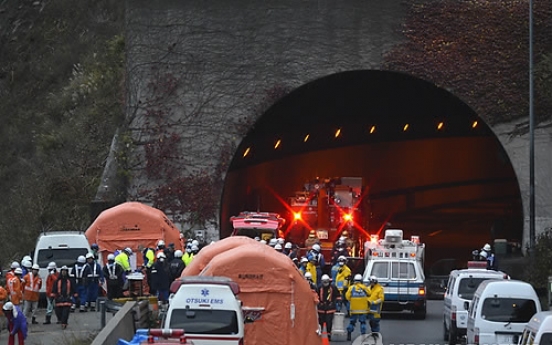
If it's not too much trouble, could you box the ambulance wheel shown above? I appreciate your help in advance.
[443,321,449,341]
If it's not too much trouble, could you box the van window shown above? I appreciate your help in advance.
[391,262,416,280]
[169,309,239,334]
[541,333,552,345]
[447,277,456,295]
[233,228,275,241]
[370,262,389,279]
[37,248,89,268]
[481,298,537,323]
[458,277,489,300]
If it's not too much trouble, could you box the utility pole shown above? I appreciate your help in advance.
[528,0,536,253]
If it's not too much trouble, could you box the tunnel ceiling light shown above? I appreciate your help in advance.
[472,120,478,128]
[304,134,310,142]
[403,124,409,132]
[274,139,281,149]
[243,147,251,157]
[437,122,444,130]
[369,125,376,134]
[335,128,341,138]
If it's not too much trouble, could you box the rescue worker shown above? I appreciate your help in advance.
[20,260,32,278]
[52,266,76,330]
[307,243,325,287]
[7,268,23,306]
[90,243,100,260]
[84,252,104,311]
[283,242,293,256]
[3,302,27,345]
[268,238,278,248]
[317,274,340,340]
[304,272,318,292]
[288,244,299,263]
[298,257,309,275]
[115,247,133,273]
[334,256,352,314]
[481,243,498,270]
[305,230,319,248]
[151,252,171,307]
[71,255,87,312]
[103,254,124,299]
[22,264,41,324]
[5,262,20,286]
[182,244,194,267]
[43,262,59,324]
[341,230,355,252]
[169,250,185,281]
[332,237,349,264]
[165,243,176,262]
[367,275,384,333]
[345,274,370,341]
[156,240,166,257]
[306,257,318,286]
[139,244,156,295]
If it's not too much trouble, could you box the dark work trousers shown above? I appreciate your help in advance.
[55,306,71,325]
[318,311,335,333]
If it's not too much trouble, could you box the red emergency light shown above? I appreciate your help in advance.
[148,329,188,343]
[342,213,353,222]
[293,212,302,220]
[467,261,487,269]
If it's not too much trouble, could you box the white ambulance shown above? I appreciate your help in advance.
[363,229,427,319]
[164,276,245,345]
[519,311,552,345]
[443,261,509,345]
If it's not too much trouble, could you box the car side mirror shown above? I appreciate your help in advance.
[464,301,470,310]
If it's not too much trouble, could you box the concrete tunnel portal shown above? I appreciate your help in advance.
[220,70,523,266]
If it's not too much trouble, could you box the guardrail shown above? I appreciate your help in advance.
[92,299,152,345]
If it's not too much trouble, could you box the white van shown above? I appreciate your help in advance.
[164,276,245,345]
[519,311,552,345]
[33,231,92,295]
[443,262,509,345]
[466,280,541,345]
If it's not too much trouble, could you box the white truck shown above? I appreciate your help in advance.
[363,229,427,319]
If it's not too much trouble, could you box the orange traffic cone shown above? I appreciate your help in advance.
[321,322,330,345]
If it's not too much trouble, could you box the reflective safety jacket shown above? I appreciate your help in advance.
[7,276,23,305]
[367,283,385,318]
[345,282,370,315]
[334,265,352,293]
[182,252,194,266]
[72,263,87,286]
[46,271,59,296]
[22,272,42,302]
[305,262,318,285]
[115,252,131,272]
[143,248,156,268]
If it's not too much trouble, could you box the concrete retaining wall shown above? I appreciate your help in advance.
[91,301,137,345]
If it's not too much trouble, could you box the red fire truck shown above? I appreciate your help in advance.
[285,177,369,265]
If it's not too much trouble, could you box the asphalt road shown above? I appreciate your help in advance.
[0,307,113,345]
[331,300,444,345]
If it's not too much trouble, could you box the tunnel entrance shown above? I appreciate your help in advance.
[221,70,523,265]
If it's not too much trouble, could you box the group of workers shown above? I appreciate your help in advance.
[257,232,384,341]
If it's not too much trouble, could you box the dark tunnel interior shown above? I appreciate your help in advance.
[220,70,523,267]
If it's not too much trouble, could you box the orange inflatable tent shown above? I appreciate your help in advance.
[186,240,320,345]
[85,202,182,266]
[182,236,259,276]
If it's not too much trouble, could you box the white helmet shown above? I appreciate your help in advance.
[354,274,363,282]
[269,238,277,247]
[285,242,293,249]
[191,245,199,251]
[304,272,312,280]
[254,237,260,241]
[369,275,378,283]
[22,255,32,263]
[47,262,57,270]
[10,262,20,269]
[321,274,331,282]
[192,240,200,247]
[32,264,40,270]
[312,244,321,252]
[85,253,94,259]
[157,252,166,259]
[14,268,23,275]
[124,247,133,255]
[77,255,86,264]
[277,238,285,245]
[483,243,491,251]
[274,244,283,250]
[300,257,308,263]
[22,260,32,269]
[107,254,115,261]
[157,240,166,248]
[260,240,267,245]
[338,255,347,262]
[174,250,183,258]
